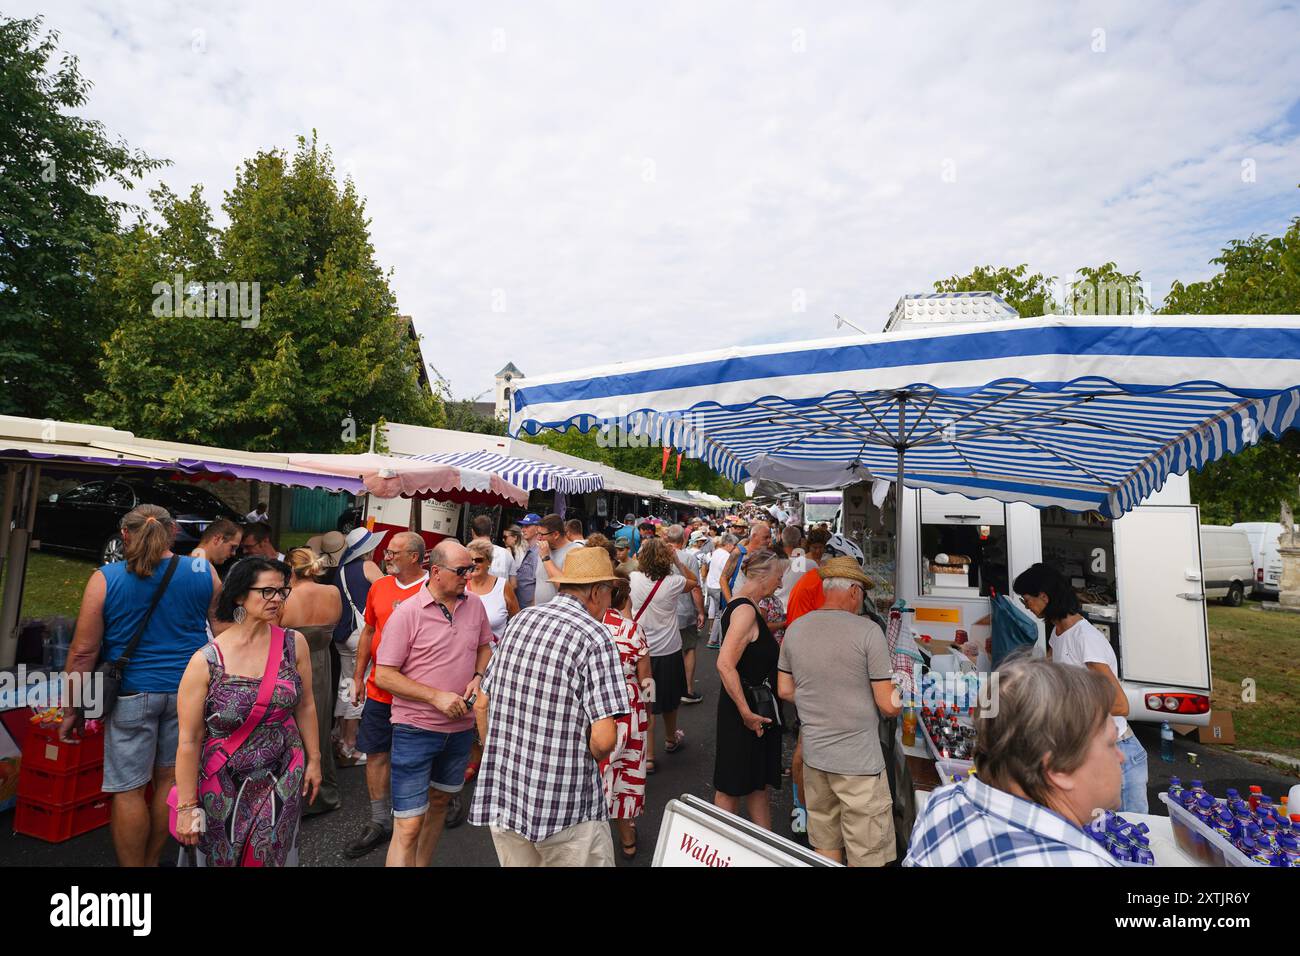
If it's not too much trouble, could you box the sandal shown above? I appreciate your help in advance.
[664,729,686,753]
[621,831,638,860]
[646,758,657,775]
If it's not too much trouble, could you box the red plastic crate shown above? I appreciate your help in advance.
[17,762,105,805]
[21,725,104,774]
[14,793,112,843]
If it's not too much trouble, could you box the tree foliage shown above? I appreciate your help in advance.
[1164,206,1300,524]
[89,134,442,451]
[933,263,1059,317]
[0,15,165,418]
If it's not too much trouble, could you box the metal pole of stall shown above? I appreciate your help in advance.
[0,466,19,595]
[0,464,39,668]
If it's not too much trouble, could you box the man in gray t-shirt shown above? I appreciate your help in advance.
[777,558,901,866]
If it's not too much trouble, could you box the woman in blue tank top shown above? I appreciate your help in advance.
[60,503,221,867]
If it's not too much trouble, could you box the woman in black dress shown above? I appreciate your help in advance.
[714,548,785,829]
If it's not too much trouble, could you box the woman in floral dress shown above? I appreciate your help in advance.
[175,557,321,866]
[599,572,653,860]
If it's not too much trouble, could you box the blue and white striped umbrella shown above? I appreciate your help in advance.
[511,316,1300,518]
[404,450,604,495]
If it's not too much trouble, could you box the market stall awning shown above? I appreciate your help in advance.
[0,418,365,492]
[286,452,529,506]
[511,315,1300,518]
[404,450,603,495]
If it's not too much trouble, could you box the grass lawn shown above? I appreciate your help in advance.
[1207,601,1300,761]
[2,532,320,625]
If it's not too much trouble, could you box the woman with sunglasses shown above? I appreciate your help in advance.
[174,557,322,865]
[466,538,521,645]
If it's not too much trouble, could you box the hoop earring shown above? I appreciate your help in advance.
[233,606,247,624]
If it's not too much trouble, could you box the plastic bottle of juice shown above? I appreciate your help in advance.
[1168,776,1184,803]
[1133,834,1155,866]
[901,706,917,747]
[1278,833,1300,865]
[1195,794,1217,828]
[1248,785,1262,812]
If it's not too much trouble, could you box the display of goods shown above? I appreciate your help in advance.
[920,705,977,761]
[1085,811,1156,865]
[1162,778,1299,867]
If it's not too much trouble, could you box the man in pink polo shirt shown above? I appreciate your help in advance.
[375,540,493,867]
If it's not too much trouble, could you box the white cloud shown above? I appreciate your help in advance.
[16,0,1300,400]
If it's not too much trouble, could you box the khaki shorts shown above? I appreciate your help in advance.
[802,766,896,867]
[490,820,616,868]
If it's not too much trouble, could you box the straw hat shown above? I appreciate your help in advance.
[548,546,620,585]
[817,556,875,589]
[306,531,347,568]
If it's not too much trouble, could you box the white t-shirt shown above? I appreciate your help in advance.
[777,553,818,603]
[489,543,514,580]
[1049,618,1128,740]
[629,571,687,656]
[706,548,731,589]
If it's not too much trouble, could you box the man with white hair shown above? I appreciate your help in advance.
[777,557,899,867]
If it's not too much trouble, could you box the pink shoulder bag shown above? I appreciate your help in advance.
[167,626,286,840]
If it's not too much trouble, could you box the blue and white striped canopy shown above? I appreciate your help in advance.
[511,316,1300,517]
[404,450,604,495]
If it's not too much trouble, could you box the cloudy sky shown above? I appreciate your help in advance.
[20,1,1300,398]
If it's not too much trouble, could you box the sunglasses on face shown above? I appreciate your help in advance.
[436,564,474,577]
[250,586,292,601]
[383,549,416,558]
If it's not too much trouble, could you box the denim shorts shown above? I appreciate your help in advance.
[356,698,393,754]
[389,725,475,818]
[102,692,180,793]
[1118,731,1149,814]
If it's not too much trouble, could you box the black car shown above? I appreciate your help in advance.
[35,478,242,565]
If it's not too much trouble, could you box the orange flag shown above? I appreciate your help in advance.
[661,446,671,474]
[676,452,683,478]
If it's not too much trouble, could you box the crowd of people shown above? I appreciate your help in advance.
[54,497,1144,869]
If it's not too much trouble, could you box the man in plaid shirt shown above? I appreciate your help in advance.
[904,655,1122,867]
[470,546,629,866]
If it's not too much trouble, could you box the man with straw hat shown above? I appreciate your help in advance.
[469,546,629,866]
[776,556,900,867]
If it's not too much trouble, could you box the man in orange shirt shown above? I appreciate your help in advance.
[344,531,429,859]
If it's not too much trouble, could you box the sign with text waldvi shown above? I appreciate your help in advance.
[652,795,837,867]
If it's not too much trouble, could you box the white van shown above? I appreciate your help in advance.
[1198,526,1254,606]
[1232,521,1286,598]
[801,491,843,535]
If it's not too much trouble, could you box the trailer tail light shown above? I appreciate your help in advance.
[1145,693,1210,715]
[1258,568,1264,582]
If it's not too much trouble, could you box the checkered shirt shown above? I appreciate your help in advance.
[469,593,629,843]
[903,776,1119,867]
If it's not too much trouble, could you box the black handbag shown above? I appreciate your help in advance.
[743,678,782,728]
[91,555,181,720]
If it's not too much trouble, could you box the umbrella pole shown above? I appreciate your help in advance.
[893,391,907,605]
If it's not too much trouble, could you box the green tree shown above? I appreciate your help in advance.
[1163,205,1300,523]
[0,15,165,418]
[1067,262,1151,314]
[89,134,441,451]
[932,263,1059,317]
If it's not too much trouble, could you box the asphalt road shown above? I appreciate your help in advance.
[1,645,799,867]
[3,650,1296,866]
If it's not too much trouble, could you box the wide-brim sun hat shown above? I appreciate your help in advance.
[548,545,620,585]
[307,531,347,568]
[342,526,380,564]
[817,555,875,590]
